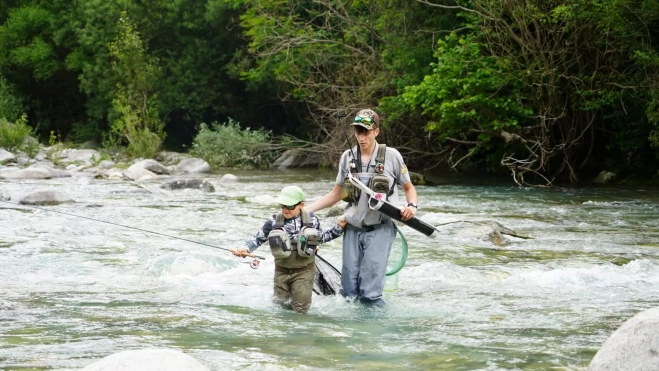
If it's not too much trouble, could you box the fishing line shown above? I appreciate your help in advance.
[0,199,266,260]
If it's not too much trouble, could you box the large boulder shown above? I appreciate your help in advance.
[175,158,211,174]
[272,149,323,169]
[19,190,75,205]
[593,171,616,184]
[588,306,659,371]
[57,149,102,164]
[124,167,158,181]
[82,348,210,371]
[29,163,72,178]
[0,148,16,164]
[0,167,52,180]
[130,159,170,175]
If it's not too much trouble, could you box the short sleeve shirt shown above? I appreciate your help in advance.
[336,142,411,227]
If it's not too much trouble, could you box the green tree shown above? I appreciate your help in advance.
[406,0,659,184]
[107,12,164,159]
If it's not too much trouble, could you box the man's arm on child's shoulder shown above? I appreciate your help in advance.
[312,213,345,243]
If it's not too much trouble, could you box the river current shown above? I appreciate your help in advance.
[1,169,658,370]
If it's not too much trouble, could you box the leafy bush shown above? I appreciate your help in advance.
[0,76,24,122]
[190,120,277,169]
[0,115,35,153]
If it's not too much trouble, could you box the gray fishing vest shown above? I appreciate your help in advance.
[272,208,317,269]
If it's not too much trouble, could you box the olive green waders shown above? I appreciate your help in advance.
[274,262,316,314]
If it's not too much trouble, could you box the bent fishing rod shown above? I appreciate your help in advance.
[0,200,267,260]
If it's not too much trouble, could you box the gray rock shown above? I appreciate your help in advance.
[272,149,323,169]
[19,190,75,205]
[82,348,210,371]
[588,306,659,371]
[78,139,100,149]
[0,148,15,164]
[219,174,238,183]
[155,151,190,166]
[326,203,347,217]
[29,163,71,178]
[409,171,429,185]
[160,179,215,192]
[0,167,51,179]
[125,167,158,181]
[593,171,616,184]
[131,159,170,175]
[175,158,211,174]
[98,160,116,169]
[16,157,29,166]
[58,149,101,164]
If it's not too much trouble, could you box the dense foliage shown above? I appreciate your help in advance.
[0,0,657,184]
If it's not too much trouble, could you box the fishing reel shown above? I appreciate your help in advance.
[241,258,261,269]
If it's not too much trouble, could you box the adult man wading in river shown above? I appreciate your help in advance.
[307,109,418,306]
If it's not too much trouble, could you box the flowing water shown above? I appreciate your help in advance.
[1,169,658,370]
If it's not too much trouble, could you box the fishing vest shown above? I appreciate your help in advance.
[341,144,393,204]
[267,208,319,268]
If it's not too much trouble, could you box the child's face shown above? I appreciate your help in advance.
[280,201,304,218]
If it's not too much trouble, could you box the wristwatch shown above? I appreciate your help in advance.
[407,203,418,209]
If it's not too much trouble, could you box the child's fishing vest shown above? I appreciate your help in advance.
[267,208,320,268]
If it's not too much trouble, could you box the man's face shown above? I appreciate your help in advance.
[354,126,379,149]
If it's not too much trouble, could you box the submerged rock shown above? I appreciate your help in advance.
[82,348,210,371]
[160,179,215,192]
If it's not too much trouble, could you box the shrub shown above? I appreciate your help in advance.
[190,119,278,169]
[0,115,35,153]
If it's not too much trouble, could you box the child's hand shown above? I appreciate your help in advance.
[338,217,347,229]
[230,247,249,257]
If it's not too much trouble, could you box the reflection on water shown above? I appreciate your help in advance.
[1,171,658,370]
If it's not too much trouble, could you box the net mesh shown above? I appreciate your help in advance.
[313,254,341,295]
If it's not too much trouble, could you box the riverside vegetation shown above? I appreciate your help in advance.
[1,1,659,186]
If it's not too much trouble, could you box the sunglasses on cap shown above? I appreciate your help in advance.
[353,116,375,125]
[280,202,301,211]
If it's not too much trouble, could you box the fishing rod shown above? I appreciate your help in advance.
[339,112,361,176]
[0,200,267,261]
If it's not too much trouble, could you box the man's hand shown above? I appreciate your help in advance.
[400,206,417,221]
[338,216,348,229]
[230,247,250,257]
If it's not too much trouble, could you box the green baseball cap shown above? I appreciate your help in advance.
[276,186,305,206]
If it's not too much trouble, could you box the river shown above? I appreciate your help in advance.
[1,169,658,370]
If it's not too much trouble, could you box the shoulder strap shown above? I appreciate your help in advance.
[300,208,313,227]
[375,144,386,174]
[274,212,285,227]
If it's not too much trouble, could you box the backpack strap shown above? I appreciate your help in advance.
[375,144,397,197]
[274,212,285,228]
[300,208,313,227]
[375,144,386,174]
